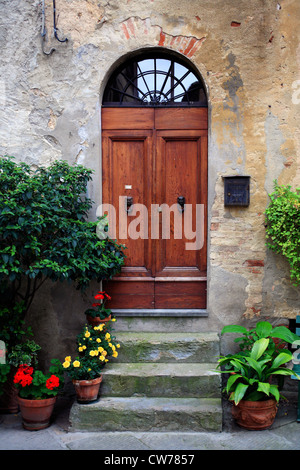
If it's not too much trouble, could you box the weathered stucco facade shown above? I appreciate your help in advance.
[1,0,300,360]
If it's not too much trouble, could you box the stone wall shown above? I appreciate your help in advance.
[1,0,300,359]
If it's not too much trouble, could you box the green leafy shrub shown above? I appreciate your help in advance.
[265,182,300,286]
[0,156,125,318]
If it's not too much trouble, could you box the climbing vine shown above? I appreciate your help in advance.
[265,182,300,286]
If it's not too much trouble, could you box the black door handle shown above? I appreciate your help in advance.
[177,196,185,211]
[126,196,133,212]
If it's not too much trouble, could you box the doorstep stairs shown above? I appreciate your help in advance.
[69,328,222,432]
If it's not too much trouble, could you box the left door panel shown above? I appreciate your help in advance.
[102,127,155,308]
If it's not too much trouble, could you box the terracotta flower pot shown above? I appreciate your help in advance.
[0,366,19,414]
[72,375,102,404]
[86,314,111,328]
[17,396,57,431]
[232,399,278,430]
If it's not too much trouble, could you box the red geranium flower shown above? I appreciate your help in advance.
[97,291,111,300]
[94,294,104,300]
[46,375,60,390]
[19,364,34,375]
[13,365,34,387]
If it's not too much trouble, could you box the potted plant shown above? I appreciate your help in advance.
[84,291,113,327]
[0,301,41,414]
[221,320,300,392]
[62,322,120,403]
[13,359,64,430]
[0,338,42,414]
[217,337,300,430]
[62,354,104,404]
[0,301,34,413]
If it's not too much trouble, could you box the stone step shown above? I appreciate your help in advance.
[112,313,208,333]
[69,396,222,432]
[110,331,220,363]
[101,362,220,398]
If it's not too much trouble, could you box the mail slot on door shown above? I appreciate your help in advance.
[223,176,250,207]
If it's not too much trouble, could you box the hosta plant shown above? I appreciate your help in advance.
[217,337,299,405]
[221,320,300,359]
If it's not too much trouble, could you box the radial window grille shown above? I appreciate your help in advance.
[103,54,207,107]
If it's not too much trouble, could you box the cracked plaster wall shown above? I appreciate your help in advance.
[0,0,300,359]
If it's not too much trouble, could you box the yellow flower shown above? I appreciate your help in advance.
[78,346,83,352]
[98,347,104,352]
[73,360,80,367]
[63,361,70,368]
[112,318,116,322]
[105,333,111,340]
[99,355,105,361]
[96,338,101,343]
[112,351,118,358]
[85,331,91,338]
[105,359,109,362]
[65,356,71,362]
[109,343,112,347]
[89,350,96,356]
[116,344,120,348]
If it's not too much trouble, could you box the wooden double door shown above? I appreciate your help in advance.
[102,107,208,310]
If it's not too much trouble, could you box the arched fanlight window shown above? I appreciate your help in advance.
[103,52,207,107]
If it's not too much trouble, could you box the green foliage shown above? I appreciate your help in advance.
[217,338,298,405]
[221,320,299,358]
[7,339,41,368]
[265,182,300,286]
[0,301,31,346]
[0,364,11,394]
[0,156,125,316]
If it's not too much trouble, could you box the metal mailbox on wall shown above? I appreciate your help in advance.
[223,176,250,207]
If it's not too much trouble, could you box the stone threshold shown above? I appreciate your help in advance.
[112,309,208,317]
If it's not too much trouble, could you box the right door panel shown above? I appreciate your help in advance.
[154,126,207,308]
